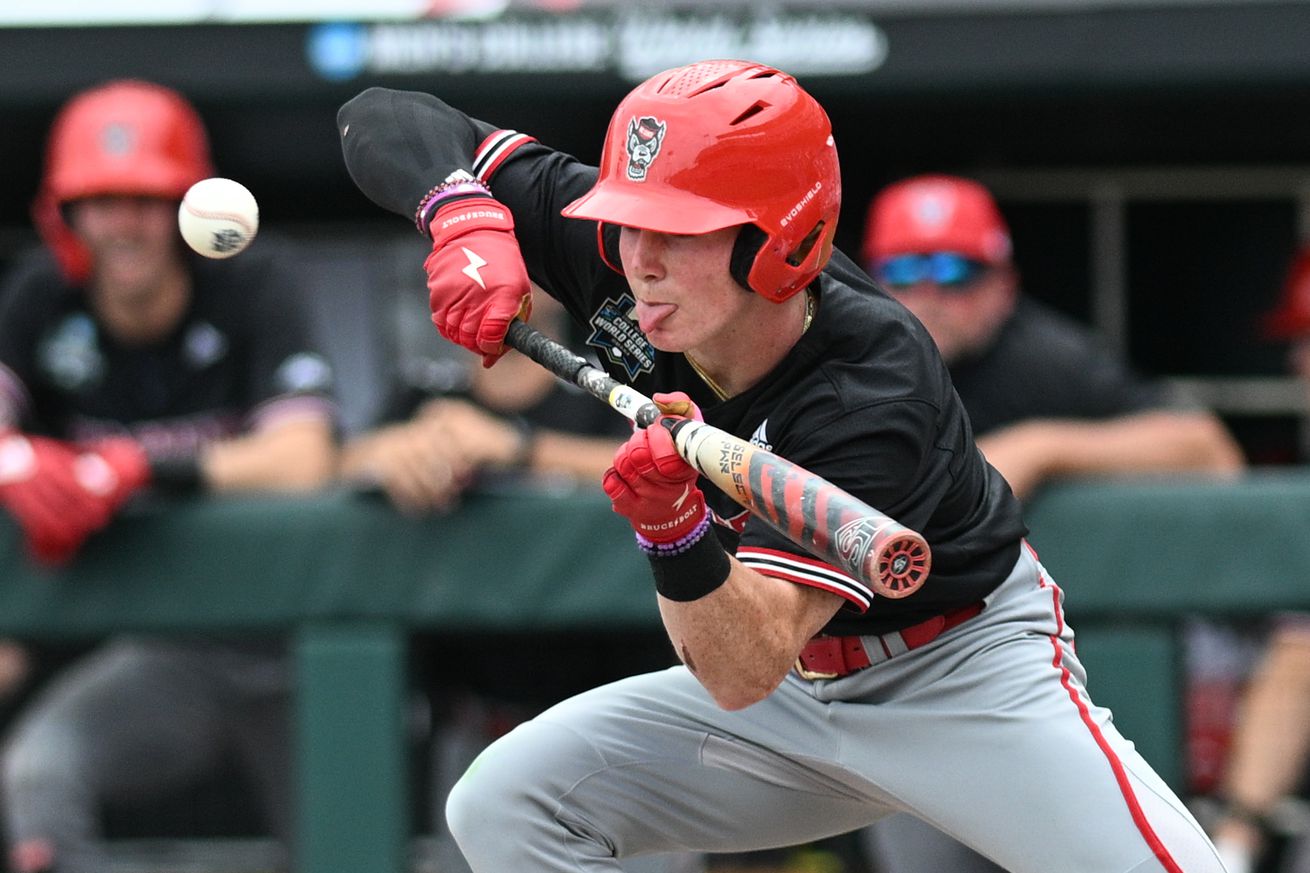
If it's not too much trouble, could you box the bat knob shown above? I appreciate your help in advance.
[869,533,931,600]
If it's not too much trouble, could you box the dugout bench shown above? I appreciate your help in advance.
[1,473,1309,872]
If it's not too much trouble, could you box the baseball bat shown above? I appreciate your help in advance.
[503,320,930,599]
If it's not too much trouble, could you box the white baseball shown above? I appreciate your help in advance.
[178,178,259,259]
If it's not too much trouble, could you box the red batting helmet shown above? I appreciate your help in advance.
[562,59,841,303]
[862,174,1013,267]
[33,80,214,284]
[1264,246,1310,340]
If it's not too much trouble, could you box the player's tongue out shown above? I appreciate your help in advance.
[634,301,677,334]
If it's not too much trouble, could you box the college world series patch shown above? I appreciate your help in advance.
[587,293,655,380]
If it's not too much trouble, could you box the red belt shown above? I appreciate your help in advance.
[794,602,985,680]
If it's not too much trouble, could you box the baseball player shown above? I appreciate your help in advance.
[862,174,1244,502]
[338,59,1228,872]
[859,174,1246,872]
[0,80,335,873]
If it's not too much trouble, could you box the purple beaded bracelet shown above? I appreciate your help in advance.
[414,177,492,237]
[635,515,713,557]
[636,516,731,602]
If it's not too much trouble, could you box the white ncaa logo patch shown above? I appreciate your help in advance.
[911,184,956,229]
[184,322,228,369]
[99,122,136,157]
[39,313,104,391]
[277,353,334,394]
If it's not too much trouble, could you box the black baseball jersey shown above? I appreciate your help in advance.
[950,296,1170,436]
[339,88,1028,635]
[0,248,336,458]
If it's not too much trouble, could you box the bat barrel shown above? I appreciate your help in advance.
[866,531,932,599]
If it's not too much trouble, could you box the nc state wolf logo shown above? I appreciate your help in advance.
[625,116,667,181]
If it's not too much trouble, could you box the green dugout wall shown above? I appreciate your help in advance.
[2,474,1308,871]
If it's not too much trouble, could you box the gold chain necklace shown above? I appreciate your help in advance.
[684,289,815,401]
[684,352,730,401]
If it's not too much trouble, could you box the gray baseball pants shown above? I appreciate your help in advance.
[1,638,291,873]
[446,546,1227,873]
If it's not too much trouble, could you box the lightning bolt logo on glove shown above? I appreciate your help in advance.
[424,196,532,368]
[672,483,692,511]
[460,247,488,289]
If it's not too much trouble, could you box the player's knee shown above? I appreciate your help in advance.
[444,769,486,852]
[444,734,534,847]
[3,721,83,801]
[445,731,518,849]
[446,719,598,849]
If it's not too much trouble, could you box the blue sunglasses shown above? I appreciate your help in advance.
[872,253,989,289]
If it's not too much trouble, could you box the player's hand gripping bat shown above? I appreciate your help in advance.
[503,320,930,599]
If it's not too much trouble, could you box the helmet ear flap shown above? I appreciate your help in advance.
[598,222,624,275]
[32,190,92,285]
[729,224,768,294]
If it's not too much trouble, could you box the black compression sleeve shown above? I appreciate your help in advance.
[337,88,498,223]
[148,454,204,494]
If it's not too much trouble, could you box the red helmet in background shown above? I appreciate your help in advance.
[34,80,214,284]
[1264,246,1310,340]
[862,174,1013,267]
[562,59,841,303]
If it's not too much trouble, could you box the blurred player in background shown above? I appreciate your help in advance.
[340,292,625,512]
[338,59,1229,873]
[0,80,335,873]
[862,173,1244,502]
[858,175,1245,871]
[1207,245,1310,873]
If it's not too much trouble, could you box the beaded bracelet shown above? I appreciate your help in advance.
[414,177,492,237]
[637,516,732,602]
[636,515,713,557]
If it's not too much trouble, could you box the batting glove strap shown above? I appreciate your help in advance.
[427,197,514,244]
[636,514,712,556]
[645,524,731,602]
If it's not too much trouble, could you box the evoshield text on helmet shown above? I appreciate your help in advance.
[562,60,841,303]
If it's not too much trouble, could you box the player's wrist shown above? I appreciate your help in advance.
[415,173,493,237]
[627,484,707,545]
[427,196,514,245]
[637,515,731,601]
[146,453,205,494]
[507,415,536,469]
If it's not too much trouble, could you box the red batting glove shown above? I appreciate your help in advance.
[81,437,152,508]
[603,394,706,545]
[424,197,532,368]
[0,432,112,564]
